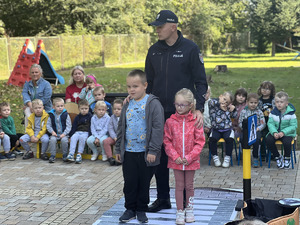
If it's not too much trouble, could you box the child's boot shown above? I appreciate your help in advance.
[108,157,115,166]
[252,157,259,168]
[213,155,221,167]
[284,157,291,169]
[176,209,185,225]
[185,207,195,223]
[222,155,231,168]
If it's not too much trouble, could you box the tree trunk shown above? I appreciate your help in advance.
[271,41,276,57]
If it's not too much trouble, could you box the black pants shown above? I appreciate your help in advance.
[123,151,154,212]
[240,131,262,158]
[266,134,293,158]
[150,111,172,200]
[7,133,23,150]
[209,129,233,156]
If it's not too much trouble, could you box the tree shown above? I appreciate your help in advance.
[249,0,300,55]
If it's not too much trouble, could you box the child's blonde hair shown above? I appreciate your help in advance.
[247,93,259,101]
[52,98,64,106]
[275,91,289,101]
[94,101,107,110]
[93,86,105,95]
[175,88,196,112]
[86,74,97,84]
[222,91,234,103]
[32,99,43,107]
[237,219,267,225]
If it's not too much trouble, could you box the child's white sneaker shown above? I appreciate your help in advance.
[176,209,185,225]
[222,156,231,168]
[213,155,221,167]
[276,155,284,169]
[91,151,98,161]
[102,150,108,161]
[185,207,195,223]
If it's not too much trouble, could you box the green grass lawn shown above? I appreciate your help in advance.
[1,52,300,134]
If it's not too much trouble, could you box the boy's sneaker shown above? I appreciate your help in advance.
[252,158,259,168]
[108,157,116,166]
[222,156,231,168]
[23,151,34,160]
[119,209,136,223]
[91,151,99,161]
[75,154,82,164]
[176,209,185,225]
[12,149,24,156]
[136,211,148,223]
[49,156,55,163]
[213,155,221,167]
[5,153,16,161]
[40,153,49,160]
[185,207,195,223]
[62,154,68,162]
[0,154,8,161]
[284,157,291,169]
[66,153,75,162]
[276,155,284,169]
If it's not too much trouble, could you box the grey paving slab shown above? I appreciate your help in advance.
[0,149,298,224]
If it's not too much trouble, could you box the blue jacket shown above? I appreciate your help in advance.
[47,109,71,135]
[22,77,52,112]
[145,30,207,113]
[69,112,92,137]
[90,101,112,116]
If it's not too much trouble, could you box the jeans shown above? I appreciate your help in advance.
[69,131,88,155]
[0,134,11,152]
[86,135,108,155]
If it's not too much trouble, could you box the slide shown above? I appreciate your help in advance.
[7,39,64,87]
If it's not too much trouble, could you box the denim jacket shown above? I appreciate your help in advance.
[22,77,52,112]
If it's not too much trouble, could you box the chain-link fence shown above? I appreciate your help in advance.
[0,34,150,80]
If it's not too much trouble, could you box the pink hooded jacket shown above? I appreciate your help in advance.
[164,111,205,171]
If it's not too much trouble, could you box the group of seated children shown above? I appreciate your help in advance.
[204,81,297,169]
[0,84,123,165]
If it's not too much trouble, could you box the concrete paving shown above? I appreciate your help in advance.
[0,148,298,224]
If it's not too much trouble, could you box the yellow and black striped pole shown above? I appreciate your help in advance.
[242,119,251,201]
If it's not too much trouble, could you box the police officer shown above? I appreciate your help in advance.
[146,10,207,212]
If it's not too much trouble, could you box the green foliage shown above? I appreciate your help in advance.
[249,0,300,53]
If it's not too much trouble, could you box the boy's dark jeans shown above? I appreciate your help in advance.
[266,134,293,158]
[123,151,155,212]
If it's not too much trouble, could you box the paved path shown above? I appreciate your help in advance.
[0,148,298,224]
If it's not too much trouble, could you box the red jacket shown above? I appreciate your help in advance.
[164,112,205,170]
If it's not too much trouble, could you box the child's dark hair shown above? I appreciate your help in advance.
[78,99,89,108]
[127,69,147,84]
[113,98,123,107]
[247,93,259,101]
[257,81,275,97]
[233,88,247,105]
[0,102,10,111]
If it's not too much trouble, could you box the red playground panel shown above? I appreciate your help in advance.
[7,39,42,87]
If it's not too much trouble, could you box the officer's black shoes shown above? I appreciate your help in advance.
[147,198,171,212]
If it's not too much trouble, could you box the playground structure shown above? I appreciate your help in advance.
[7,39,64,87]
[276,43,300,60]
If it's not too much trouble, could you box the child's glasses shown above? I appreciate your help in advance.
[174,103,191,109]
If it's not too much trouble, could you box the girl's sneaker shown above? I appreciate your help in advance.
[176,209,185,225]
[284,157,291,169]
[75,154,82,164]
[91,151,99,161]
[66,153,74,162]
[213,155,221,167]
[185,207,195,223]
[275,155,284,169]
[222,156,231,168]
[252,158,259,168]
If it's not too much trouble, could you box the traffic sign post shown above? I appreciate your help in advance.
[242,115,257,201]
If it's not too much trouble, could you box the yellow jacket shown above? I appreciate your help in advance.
[26,110,49,139]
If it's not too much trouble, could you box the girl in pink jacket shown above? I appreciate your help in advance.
[164,88,205,225]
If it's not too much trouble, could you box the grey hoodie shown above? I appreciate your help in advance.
[115,94,164,166]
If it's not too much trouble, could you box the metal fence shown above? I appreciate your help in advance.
[0,34,150,79]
